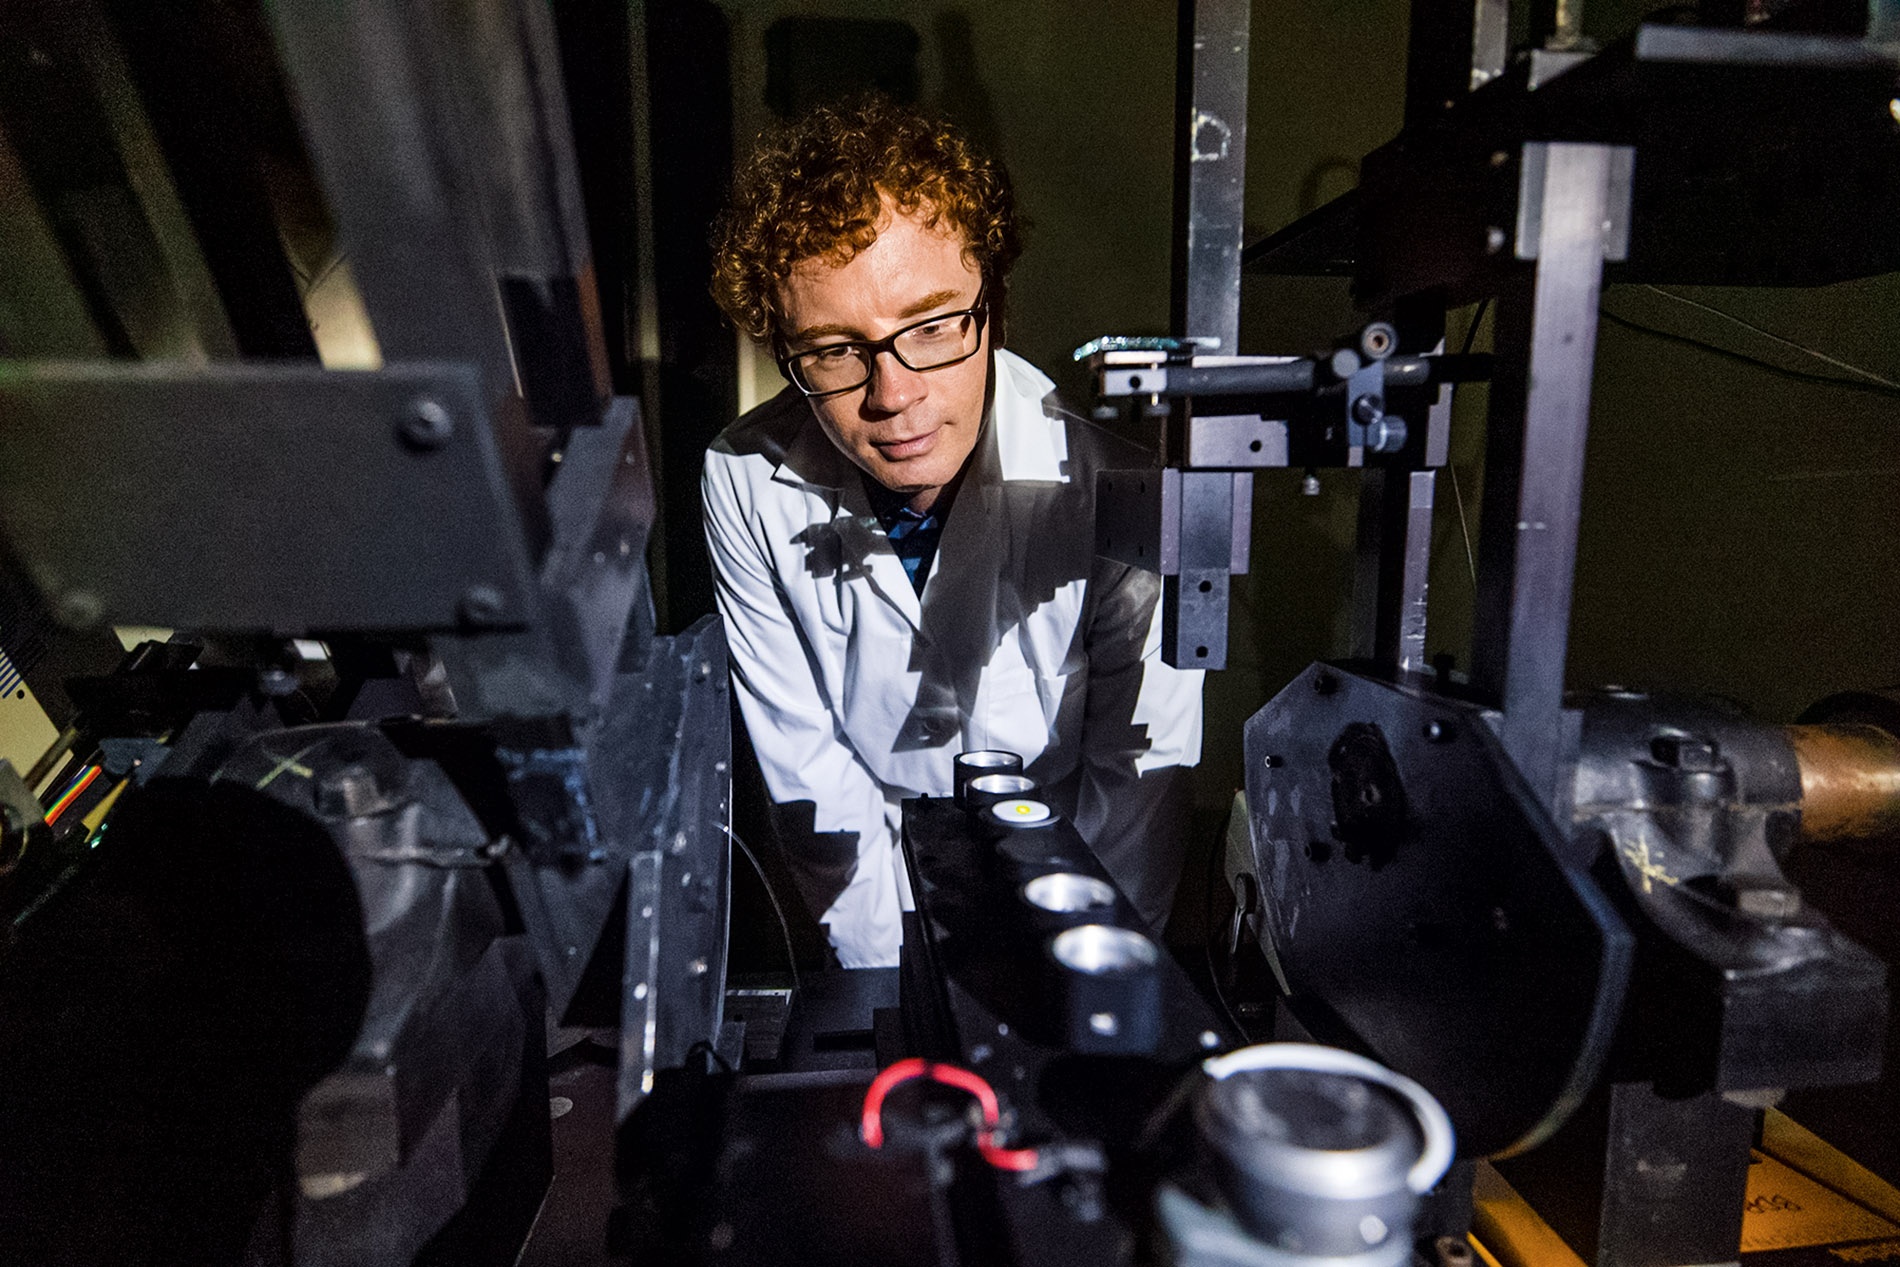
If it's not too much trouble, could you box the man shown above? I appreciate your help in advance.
[703,97,1202,968]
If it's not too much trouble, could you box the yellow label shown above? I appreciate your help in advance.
[1742,1152,1900,1253]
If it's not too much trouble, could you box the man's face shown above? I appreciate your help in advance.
[775,203,990,512]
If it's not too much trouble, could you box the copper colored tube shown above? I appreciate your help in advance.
[1787,723,1900,844]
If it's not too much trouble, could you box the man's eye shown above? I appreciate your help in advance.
[910,321,950,340]
[810,345,858,363]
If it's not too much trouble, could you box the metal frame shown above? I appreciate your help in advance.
[1160,0,1253,670]
[1469,142,1630,807]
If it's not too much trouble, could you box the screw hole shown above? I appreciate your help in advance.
[1249,439,1262,452]
[1196,646,1209,658]
[1198,579,1213,593]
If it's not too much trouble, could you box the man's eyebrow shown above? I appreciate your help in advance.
[896,288,966,319]
[786,289,971,345]
[786,322,860,344]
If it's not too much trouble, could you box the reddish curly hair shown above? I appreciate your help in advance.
[711,96,1022,344]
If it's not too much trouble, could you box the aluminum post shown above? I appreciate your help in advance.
[1165,0,1251,671]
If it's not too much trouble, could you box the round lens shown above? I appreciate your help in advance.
[799,345,868,393]
[896,313,976,368]
[1023,873,1116,914]
[1051,925,1159,975]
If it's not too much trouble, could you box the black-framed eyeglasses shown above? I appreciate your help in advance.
[777,292,989,397]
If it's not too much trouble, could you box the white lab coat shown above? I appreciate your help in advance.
[701,349,1204,967]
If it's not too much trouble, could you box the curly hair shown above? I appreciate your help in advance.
[711,96,1023,344]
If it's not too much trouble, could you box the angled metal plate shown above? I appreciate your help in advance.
[1243,663,1633,1158]
[0,360,536,635]
[616,616,733,1118]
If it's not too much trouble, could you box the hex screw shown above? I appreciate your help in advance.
[400,398,454,451]
[1351,393,1386,427]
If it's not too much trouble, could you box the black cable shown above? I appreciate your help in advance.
[1200,808,1252,1040]
[723,822,801,990]
[1459,298,1490,359]
[1600,309,1900,400]
[1641,284,1900,388]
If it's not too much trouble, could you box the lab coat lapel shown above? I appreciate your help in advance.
[911,418,1004,742]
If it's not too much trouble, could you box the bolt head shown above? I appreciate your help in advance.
[458,583,506,626]
[257,666,300,698]
[399,398,454,450]
[1486,226,1509,254]
[1425,718,1457,743]
[1351,393,1386,426]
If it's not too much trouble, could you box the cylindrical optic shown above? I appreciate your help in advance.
[1186,1044,1453,1266]
[966,772,1037,812]
[1023,872,1116,914]
[1787,723,1900,845]
[988,798,1055,829]
[1052,924,1158,975]
[1196,1067,1420,1262]
[954,750,1022,810]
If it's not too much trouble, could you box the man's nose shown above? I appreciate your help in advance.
[862,348,927,414]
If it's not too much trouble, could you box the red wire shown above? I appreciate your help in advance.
[859,1058,1042,1172]
[861,1058,934,1147]
[926,1063,1002,1126]
[977,1139,1043,1172]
